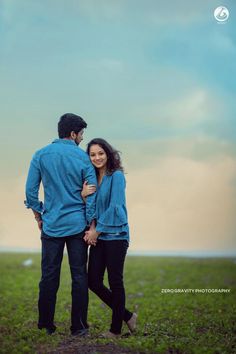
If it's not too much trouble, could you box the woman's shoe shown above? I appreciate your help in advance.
[71,328,89,337]
[100,331,120,339]
[126,313,138,333]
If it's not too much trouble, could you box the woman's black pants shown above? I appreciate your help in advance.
[88,239,133,334]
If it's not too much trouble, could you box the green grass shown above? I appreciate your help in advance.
[0,253,236,353]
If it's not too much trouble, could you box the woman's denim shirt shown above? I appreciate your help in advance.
[96,170,129,241]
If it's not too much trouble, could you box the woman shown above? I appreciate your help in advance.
[82,138,137,338]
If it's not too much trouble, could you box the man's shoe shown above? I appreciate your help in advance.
[38,325,56,335]
[46,327,56,335]
[71,328,89,337]
[126,313,137,333]
[100,331,120,339]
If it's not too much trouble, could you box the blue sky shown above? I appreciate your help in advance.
[0,0,235,252]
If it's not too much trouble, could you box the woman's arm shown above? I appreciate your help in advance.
[109,171,126,206]
[95,171,128,234]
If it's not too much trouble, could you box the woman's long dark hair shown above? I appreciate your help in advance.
[87,138,124,175]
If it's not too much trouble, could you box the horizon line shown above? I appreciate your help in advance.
[0,247,236,258]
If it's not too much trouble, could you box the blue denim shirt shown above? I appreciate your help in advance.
[96,170,129,241]
[25,139,97,237]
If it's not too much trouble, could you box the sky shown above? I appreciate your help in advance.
[0,0,235,254]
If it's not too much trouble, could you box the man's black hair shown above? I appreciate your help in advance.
[58,113,87,138]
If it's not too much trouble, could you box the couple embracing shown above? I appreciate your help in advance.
[25,113,137,338]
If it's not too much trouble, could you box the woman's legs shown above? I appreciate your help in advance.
[88,240,108,300]
[88,240,133,333]
[105,240,129,334]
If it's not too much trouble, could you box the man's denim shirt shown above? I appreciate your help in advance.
[25,139,97,237]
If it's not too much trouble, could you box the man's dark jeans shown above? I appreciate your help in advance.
[38,231,88,332]
[88,239,132,334]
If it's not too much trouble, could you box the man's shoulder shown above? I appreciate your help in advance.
[70,146,91,163]
[33,142,91,164]
[76,146,89,157]
[33,143,52,158]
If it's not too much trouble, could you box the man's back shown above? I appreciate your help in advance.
[25,138,97,236]
[25,113,94,335]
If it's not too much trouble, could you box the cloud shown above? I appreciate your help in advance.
[85,58,124,73]
[74,0,124,21]
[143,88,227,128]
[99,59,124,71]
[147,0,215,25]
[210,31,236,53]
[119,137,236,171]
[0,175,41,249]
[0,0,124,25]
[0,0,219,29]
[114,85,235,141]
[126,154,236,252]
[72,0,219,26]
[1,153,236,254]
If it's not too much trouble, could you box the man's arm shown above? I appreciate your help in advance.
[25,153,43,229]
[32,210,43,230]
[82,161,97,225]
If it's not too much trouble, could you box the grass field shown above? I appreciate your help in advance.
[0,253,235,354]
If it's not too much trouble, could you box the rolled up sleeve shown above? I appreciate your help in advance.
[24,153,44,213]
[83,160,97,224]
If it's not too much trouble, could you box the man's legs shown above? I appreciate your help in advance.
[38,233,65,330]
[66,233,88,334]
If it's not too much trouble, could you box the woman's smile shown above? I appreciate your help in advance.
[89,144,108,170]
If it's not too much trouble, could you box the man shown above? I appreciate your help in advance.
[25,113,97,336]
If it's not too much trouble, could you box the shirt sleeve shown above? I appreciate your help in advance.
[82,160,97,225]
[96,171,128,234]
[24,153,44,213]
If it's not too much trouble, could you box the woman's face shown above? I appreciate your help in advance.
[89,144,108,170]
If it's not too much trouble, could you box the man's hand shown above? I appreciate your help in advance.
[32,210,42,231]
[84,229,99,246]
[36,219,43,231]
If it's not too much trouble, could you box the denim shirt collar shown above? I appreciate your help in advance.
[52,138,77,146]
